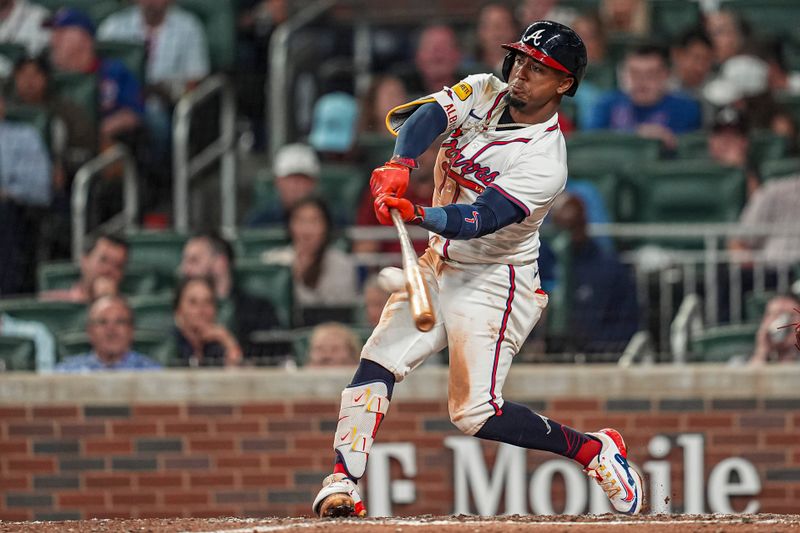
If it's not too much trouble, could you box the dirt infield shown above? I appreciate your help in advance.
[1,514,799,532]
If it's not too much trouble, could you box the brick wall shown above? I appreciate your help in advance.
[1,367,798,520]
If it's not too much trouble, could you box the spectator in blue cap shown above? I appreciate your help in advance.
[48,8,144,149]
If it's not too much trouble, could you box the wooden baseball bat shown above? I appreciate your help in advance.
[390,209,436,332]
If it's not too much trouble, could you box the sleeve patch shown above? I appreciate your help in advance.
[453,82,473,101]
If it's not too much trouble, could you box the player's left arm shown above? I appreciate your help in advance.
[377,188,525,240]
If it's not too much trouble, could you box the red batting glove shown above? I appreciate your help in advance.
[369,157,416,199]
[374,194,424,225]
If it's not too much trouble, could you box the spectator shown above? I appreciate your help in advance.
[0,92,53,295]
[55,295,161,372]
[0,312,56,372]
[465,2,519,76]
[546,193,639,354]
[703,54,798,139]
[586,44,702,150]
[362,275,390,328]
[12,55,97,177]
[170,276,243,367]
[600,0,649,36]
[40,233,128,303]
[179,231,279,353]
[306,322,361,367]
[308,92,359,160]
[358,75,408,137]
[97,0,210,161]
[762,39,800,96]
[246,143,320,226]
[570,12,610,129]
[261,196,358,311]
[399,24,463,98]
[729,171,800,267]
[705,9,749,66]
[0,0,50,77]
[749,294,800,365]
[98,0,209,98]
[517,0,577,27]
[669,28,714,98]
[707,106,760,196]
[49,8,144,149]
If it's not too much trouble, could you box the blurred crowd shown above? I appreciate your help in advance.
[1,0,800,372]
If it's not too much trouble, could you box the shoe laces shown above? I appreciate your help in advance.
[588,463,621,498]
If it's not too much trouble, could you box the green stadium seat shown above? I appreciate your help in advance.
[567,132,662,167]
[35,0,121,24]
[749,130,789,168]
[96,40,146,84]
[721,0,800,38]
[0,43,26,65]
[0,299,86,334]
[0,336,37,371]
[690,323,758,363]
[127,231,188,276]
[234,261,294,328]
[57,328,171,364]
[675,132,708,159]
[760,157,800,182]
[129,294,173,332]
[567,160,636,222]
[581,62,616,91]
[319,163,368,226]
[776,94,800,126]
[37,261,163,296]
[650,0,702,40]
[177,0,235,71]
[52,72,98,126]
[358,134,395,171]
[626,159,746,224]
[235,227,289,259]
[744,292,774,322]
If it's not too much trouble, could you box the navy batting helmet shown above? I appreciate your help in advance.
[501,21,588,97]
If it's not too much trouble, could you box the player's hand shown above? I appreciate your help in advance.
[370,160,412,199]
[374,194,424,225]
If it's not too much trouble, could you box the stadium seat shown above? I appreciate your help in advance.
[776,94,800,127]
[581,62,616,91]
[0,43,26,67]
[721,0,800,38]
[235,227,289,259]
[96,41,146,84]
[37,261,162,296]
[177,0,235,71]
[0,299,86,334]
[318,163,368,226]
[126,231,188,277]
[358,134,395,171]
[650,0,702,40]
[744,291,774,322]
[234,261,294,328]
[0,336,37,371]
[760,157,800,182]
[52,72,98,126]
[626,159,746,224]
[675,132,708,160]
[689,323,758,363]
[57,328,171,364]
[129,294,173,332]
[567,132,662,167]
[543,231,573,339]
[36,0,121,25]
[567,160,636,222]
[749,131,789,168]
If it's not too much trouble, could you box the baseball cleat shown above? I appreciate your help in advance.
[584,428,643,515]
[312,473,366,518]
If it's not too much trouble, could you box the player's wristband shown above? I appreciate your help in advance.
[388,155,418,169]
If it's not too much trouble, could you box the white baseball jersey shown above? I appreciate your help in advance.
[388,73,568,265]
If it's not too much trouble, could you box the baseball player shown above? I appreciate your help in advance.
[313,21,643,517]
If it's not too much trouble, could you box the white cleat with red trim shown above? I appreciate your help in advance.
[584,428,644,515]
[312,473,366,518]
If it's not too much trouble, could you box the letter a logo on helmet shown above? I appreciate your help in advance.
[500,20,588,97]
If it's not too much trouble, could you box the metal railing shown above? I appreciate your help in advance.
[173,74,237,239]
[268,0,335,159]
[71,144,139,261]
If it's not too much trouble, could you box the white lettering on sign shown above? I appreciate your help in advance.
[366,434,762,515]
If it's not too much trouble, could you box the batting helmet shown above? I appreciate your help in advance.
[501,21,588,97]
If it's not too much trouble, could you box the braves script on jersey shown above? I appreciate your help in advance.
[390,73,568,265]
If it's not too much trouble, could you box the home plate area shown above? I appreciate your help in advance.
[2,514,800,532]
